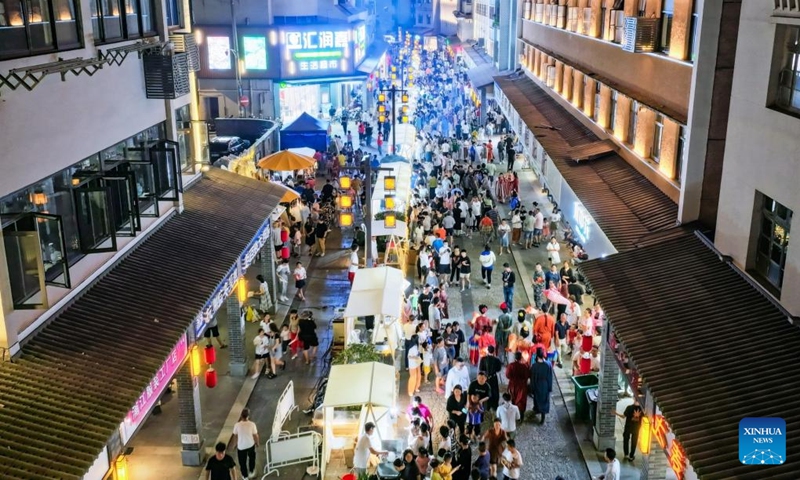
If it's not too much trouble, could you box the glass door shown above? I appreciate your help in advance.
[73,188,117,253]
[33,213,71,288]
[104,174,139,236]
[149,140,182,201]
[129,161,159,217]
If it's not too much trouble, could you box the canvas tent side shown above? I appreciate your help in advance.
[343,266,406,346]
[280,112,329,152]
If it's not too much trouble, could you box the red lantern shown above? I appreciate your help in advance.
[280,229,289,243]
[579,355,591,375]
[581,334,593,352]
[205,368,218,388]
[204,344,216,365]
[281,246,290,259]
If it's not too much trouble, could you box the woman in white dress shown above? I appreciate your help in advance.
[546,237,561,266]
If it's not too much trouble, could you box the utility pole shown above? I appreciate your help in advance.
[230,0,243,117]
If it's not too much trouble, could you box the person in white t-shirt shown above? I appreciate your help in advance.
[232,408,259,479]
[353,422,388,475]
[500,439,523,480]
[276,259,290,302]
[348,244,360,284]
[496,393,521,439]
[252,329,272,380]
[597,448,621,480]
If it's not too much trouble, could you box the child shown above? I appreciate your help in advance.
[436,452,460,480]
[430,459,444,480]
[468,330,482,366]
[542,218,550,240]
[466,394,484,443]
[422,342,433,384]
[426,268,440,288]
[279,324,292,354]
[473,442,490,480]
[416,447,431,475]
[291,222,302,257]
[438,425,452,454]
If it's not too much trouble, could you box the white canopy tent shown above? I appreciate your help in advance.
[392,124,418,159]
[321,362,398,478]
[371,161,412,236]
[344,267,407,346]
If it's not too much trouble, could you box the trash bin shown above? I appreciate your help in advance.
[571,374,599,422]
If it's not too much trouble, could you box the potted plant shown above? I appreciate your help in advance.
[332,343,382,365]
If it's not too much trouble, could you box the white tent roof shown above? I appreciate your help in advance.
[371,220,408,238]
[321,362,396,408]
[371,161,412,237]
[344,266,405,318]
[392,124,417,158]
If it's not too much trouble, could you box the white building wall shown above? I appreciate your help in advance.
[715,1,800,315]
[439,0,459,35]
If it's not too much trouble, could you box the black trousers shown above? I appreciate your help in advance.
[237,446,256,477]
[481,267,493,285]
[623,426,639,457]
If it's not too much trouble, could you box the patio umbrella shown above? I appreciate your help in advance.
[271,182,300,203]
[257,150,316,171]
[288,147,316,158]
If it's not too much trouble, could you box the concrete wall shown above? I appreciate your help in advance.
[715,1,800,315]
[521,20,693,120]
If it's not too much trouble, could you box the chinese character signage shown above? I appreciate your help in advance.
[120,334,188,444]
[280,27,355,78]
[353,23,366,65]
[650,414,696,480]
[243,35,268,70]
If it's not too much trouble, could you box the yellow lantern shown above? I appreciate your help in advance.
[385,195,396,210]
[638,416,653,455]
[392,66,397,72]
[191,345,203,377]
[408,74,414,81]
[402,105,409,113]
[115,456,129,480]
[339,176,352,189]
[30,191,47,206]
[391,73,397,80]
[402,93,409,103]
[378,105,386,113]
[384,213,397,228]
[236,277,248,304]
[408,66,414,73]
[339,212,354,227]
[340,194,353,209]
[379,115,386,123]
[378,93,386,102]
[402,116,409,123]
[384,176,396,191]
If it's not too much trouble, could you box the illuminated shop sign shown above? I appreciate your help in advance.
[208,36,232,70]
[281,27,354,77]
[243,35,268,70]
[120,334,189,444]
[353,24,366,64]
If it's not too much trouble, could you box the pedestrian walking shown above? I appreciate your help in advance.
[205,442,237,480]
[408,335,423,397]
[481,418,507,478]
[499,439,523,480]
[496,393,520,440]
[505,352,529,417]
[298,311,318,364]
[478,244,496,288]
[276,259,290,302]
[446,385,468,437]
[529,349,553,424]
[293,261,307,301]
[613,398,644,461]
[348,244,359,284]
[478,346,502,411]
[232,409,259,479]
[501,263,516,311]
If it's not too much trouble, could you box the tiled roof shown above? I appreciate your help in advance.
[0,169,283,479]
[494,74,677,251]
[579,233,800,480]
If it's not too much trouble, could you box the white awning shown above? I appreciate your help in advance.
[371,161,413,237]
[321,362,396,408]
[344,266,406,318]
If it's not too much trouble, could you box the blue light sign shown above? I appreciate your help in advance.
[281,27,355,78]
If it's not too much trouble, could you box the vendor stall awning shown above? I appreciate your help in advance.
[322,362,396,408]
[466,63,499,89]
[579,232,800,480]
[494,73,677,251]
[344,266,405,318]
[0,169,284,478]
[356,40,389,75]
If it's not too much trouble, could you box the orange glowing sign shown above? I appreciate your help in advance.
[668,438,687,480]
[653,414,670,449]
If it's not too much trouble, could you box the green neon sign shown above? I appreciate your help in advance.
[293,50,344,59]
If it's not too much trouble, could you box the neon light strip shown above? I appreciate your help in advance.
[293,50,343,59]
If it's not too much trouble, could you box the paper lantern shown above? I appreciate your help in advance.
[379,115,386,123]
[378,105,386,113]
[378,93,386,102]
[384,213,397,228]
[581,334,593,352]
[115,456,129,480]
[339,176,352,189]
[384,195,396,210]
[638,416,652,455]
[280,229,289,243]
[340,212,354,227]
[205,368,218,388]
[579,353,591,375]
[383,176,396,191]
[402,93,409,102]
[204,344,216,365]
[236,277,247,303]
[340,194,353,208]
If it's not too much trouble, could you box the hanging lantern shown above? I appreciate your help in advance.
[378,93,386,102]
[384,213,397,229]
[383,176,396,191]
[280,228,289,243]
[579,353,591,375]
[204,344,217,365]
[340,194,354,209]
[340,212,354,227]
[402,116,409,123]
[340,176,352,189]
[402,93,409,103]
[281,246,290,259]
[115,456,129,480]
[191,345,203,376]
[638,416,653,455]
[378,104,386,113]
[581,333,593,352]
[205,368,218,388]
[379,115,386,123]
[236,277,248,303]
[384,195,396,210]
[30,191,47,206]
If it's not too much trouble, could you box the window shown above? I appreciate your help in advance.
[164,0,181,27]
[592,82,601,122]
[773,25,800,116]
[0,0,81,60]
[652,113,664,162]
[675,125,686,183]
[751,193,792,293]
[91,0,156,43]
[609,90,617,132]
[660,0,673,54]
[628,100,638,145]
[688,1,698,62]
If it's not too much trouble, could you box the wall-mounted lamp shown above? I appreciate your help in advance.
[236,277,248,304]
[638,416,652,455]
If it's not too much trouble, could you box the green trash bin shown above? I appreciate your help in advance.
[571,374,599,422]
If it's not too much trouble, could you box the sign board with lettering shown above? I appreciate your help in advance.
[280,26,356,78]
[652,410,699,480]
[119,334,189,444]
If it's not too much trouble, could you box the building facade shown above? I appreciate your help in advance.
[715,1,799,316]
[473,0,517,70]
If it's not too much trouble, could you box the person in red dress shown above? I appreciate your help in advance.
[505,351,530,417]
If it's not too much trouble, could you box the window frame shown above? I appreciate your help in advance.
[609,90,618,133]
[628,100,638,145]
[771,24,800,117]
[675,125,686,183]
[750,192,792,295]
[91,0,157,44]
[0,0,83,60]
[652,113,664,162]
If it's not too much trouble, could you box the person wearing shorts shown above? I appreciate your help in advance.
[293,262,307,301]
[298,313,318,365]
[204,317,227,349]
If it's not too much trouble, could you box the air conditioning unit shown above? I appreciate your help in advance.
[169,32,200,72]
[143,53,191,99]
[622,17,660,52]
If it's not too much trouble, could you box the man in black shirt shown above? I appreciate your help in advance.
[312,219,330,257]
[478,346,502,411]
[501,263,516,311]
[468,371,492,408]
[205,442,237,480]
[614,399,644,461]
[320,179,335,202]
[419,285,433,322]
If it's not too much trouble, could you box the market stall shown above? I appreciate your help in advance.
[391,124,418,159]
[371,161,413,269]
[343,266,407,347]
[320,362,399,479]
